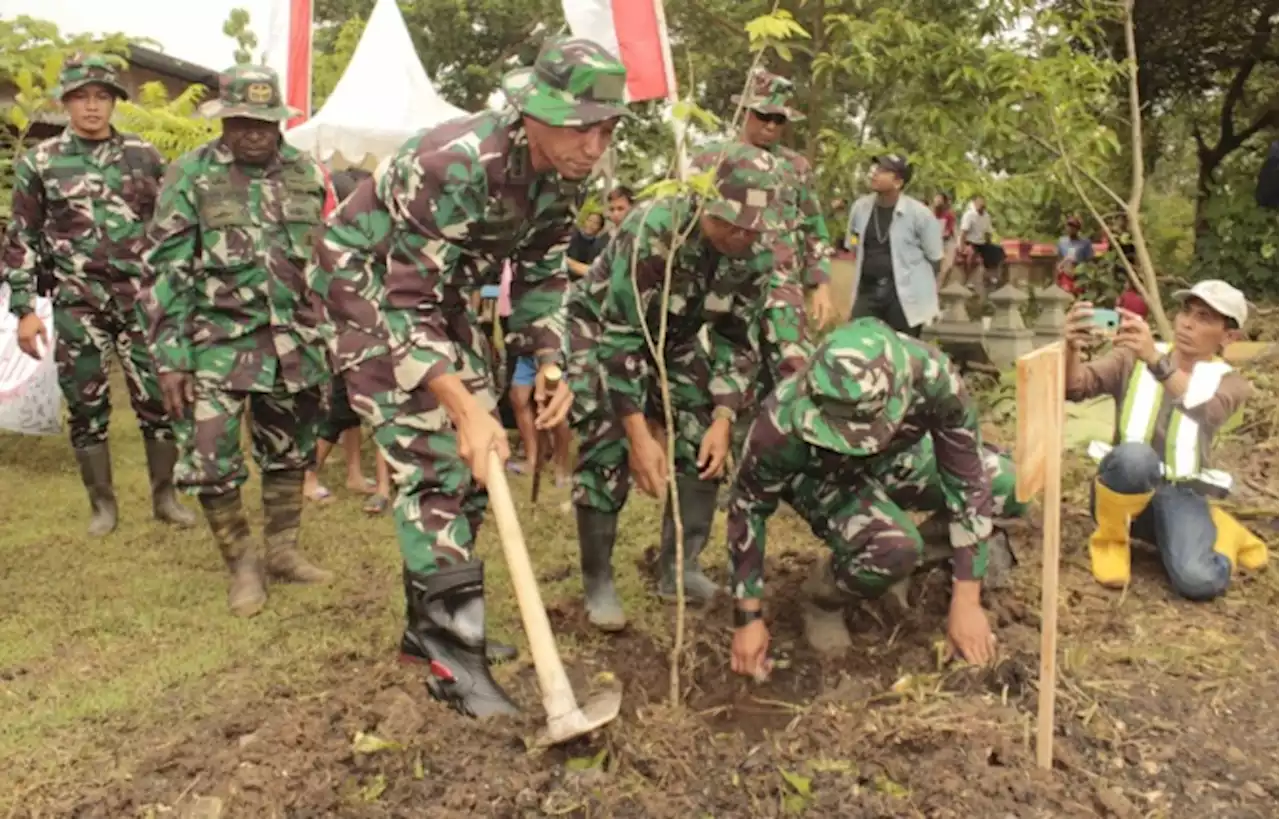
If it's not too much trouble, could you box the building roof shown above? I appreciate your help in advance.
[126,44,219,88]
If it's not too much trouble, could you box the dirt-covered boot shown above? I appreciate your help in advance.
[143,438,197,527]
[262,469,333,584]
[74,442,118,537]
[402,562,521,718]
[801,555,853,656]
[656,477,722,603]
[577,506,626,631]
[200,490,267,617]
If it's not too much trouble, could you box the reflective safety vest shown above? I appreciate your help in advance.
[1117,343,1232,481]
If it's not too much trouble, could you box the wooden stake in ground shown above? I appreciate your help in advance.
[1014,342,1066,770]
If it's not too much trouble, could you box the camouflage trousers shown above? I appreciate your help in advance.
[53,300,169,449]
[572,341,719,513]
[345,317,497,575]
[172,378,323,497]
[794,436,1026,597]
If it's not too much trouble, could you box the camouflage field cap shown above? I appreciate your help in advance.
[55,54,129,101]
[501,36,631,127]
[781,319,913,457]
[693,142,783,233]
[199,64,300,122]
[731,68,804,122]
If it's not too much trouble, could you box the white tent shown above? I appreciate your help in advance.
[285,0,468,168]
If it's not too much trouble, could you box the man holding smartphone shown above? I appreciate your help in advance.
[1062,280,1266,599]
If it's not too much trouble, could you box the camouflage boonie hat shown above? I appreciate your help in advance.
[781,318,913,457]
[55,54,129,101]
[692,142,783,233]
[199,64,299,122]
[502,36,631,127]
[731,68,804,122]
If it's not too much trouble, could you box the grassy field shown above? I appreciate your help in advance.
[1,369,1277,818]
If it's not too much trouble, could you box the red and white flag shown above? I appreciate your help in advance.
[263,0,314,129]
[561,0,675,103]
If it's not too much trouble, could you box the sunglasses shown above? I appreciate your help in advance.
[752,111,788,126]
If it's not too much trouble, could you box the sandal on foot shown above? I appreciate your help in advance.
[363,493,390,516]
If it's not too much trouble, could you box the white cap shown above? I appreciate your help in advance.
[1171,279,1250,328]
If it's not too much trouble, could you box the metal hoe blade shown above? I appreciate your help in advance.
[535,687,623,748]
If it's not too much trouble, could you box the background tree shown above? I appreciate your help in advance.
[222,8,260,66]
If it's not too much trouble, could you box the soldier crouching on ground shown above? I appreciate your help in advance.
[727,319,1027,677]
[566,143,785,632]
[308,38,630,718]
[3,54,195,536]
[141,66,334,618]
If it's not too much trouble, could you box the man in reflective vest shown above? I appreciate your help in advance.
[1062,280,1265,599]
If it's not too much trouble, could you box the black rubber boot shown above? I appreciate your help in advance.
[74,442,118,537]
[577,506,625,631]
[657,476,722,602]
[262,470,333,584]
[400,562,520,718]
[143,438,197,527]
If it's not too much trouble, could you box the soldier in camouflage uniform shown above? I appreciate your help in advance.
[308,38,630,718]
[730,68,835,381]
[566,143,785,633]
[141,66,333,619]
[726,319,1027,677]
[2,55,196,537]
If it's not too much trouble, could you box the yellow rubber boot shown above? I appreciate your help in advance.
[1089,481,1153,589]
[1210,507,1269,572]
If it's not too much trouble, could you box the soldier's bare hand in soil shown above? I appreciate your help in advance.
[17,313,49,360]
[457,412,510,486]
[697,417,732,480]
[731,619,771,679]
[1063,300,1096,350]
[946,580,996,666]
[628,426,668,498]
[158,372,196,419]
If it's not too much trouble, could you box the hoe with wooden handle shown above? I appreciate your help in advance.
[485,448,621,746]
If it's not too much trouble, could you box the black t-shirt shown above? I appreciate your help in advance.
[567,229,606,265]
[859,204,896,287]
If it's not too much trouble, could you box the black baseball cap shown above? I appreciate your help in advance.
[873,153,913,185]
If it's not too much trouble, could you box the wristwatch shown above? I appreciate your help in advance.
[1148,354,1175,382]
[733,606,764,628]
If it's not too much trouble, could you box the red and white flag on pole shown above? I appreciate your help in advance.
[263,0,314,129]
[561,0,677,103]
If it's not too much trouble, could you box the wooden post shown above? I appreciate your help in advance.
[1015,342,1066,770]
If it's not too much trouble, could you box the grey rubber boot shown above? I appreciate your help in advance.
[200,489,267,618]
[143,438,197,527]
[577,506,626,631]
[74,442,118,537]
[656,477,722,603]
[800,555,853,656]
[262,469,333,584]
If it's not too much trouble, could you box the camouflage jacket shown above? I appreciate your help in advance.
[595,197,775,420]
[727,337,995,600]
[308,109,580,386]
[141,139,330,393]
[766,143,831,290]
[2,128,165,317]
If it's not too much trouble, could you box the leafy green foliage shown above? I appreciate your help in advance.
[114,83,218,161]
[222,8,260,65]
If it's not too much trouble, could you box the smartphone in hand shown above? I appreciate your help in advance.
[1090,307,1120,330]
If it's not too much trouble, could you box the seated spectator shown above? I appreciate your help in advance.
[566,212,608,277]
[1062,280,1266,600]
